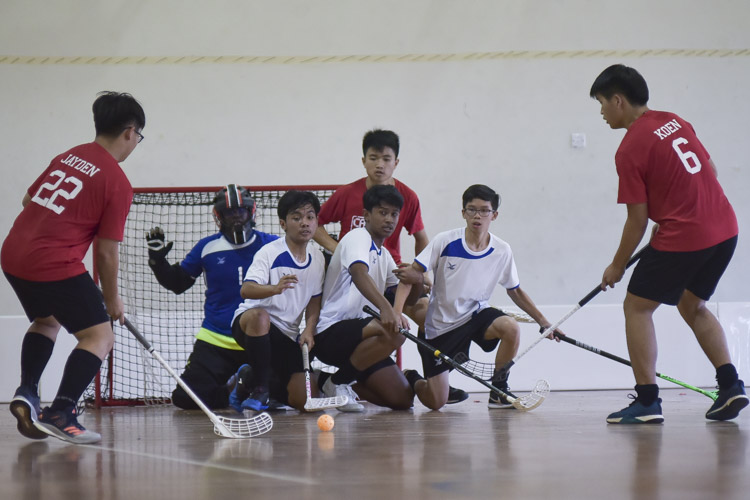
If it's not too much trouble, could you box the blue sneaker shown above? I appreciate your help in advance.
[34,406,101,444]
[607,395,664,424]
[240,387,269,412]
[706,380,749,421]
[228,364,253,413]
[10,386,48,440]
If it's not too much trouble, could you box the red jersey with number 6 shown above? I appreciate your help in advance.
[615,110,737,252]
[1,142,133,281]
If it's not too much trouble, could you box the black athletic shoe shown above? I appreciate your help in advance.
[488,388,517,409]
[446,386,469,404]
[706,380,749,421]
[10,386,48,440]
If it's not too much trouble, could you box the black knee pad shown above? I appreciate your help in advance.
[357,357,396,383]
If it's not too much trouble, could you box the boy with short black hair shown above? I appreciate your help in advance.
[313,185,422,412]
[314,129,466,403]
[314,129,428,264]
[4,91,145,443]
[231,190,326,411]
[590,64,747,424]
[394,184,558,411]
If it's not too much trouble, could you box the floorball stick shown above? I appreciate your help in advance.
[499,245,648,374]
[123,318,273,438]
[301,343,349,411]
[363,306,550,411]
[554,333,719,400]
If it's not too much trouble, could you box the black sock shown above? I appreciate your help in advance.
[331,359,361,385]
[244,334,272,390]
[50,349,102,411]
[492,368,509,389]
[20,332,55,394]
[716,364,739,390]
[635,384,659,406]
[317,371,331,392]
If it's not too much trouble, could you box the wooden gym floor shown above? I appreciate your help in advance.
[1,389,748,500]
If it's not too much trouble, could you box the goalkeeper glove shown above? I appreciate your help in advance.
[146,226,174,264]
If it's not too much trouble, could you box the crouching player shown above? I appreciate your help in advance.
[395,184,559,410]
[230,191,326,411]
[313,185,423,412]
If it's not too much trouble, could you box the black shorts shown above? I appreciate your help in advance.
[420,307,506,378]
[172,339,248,409]
[312,318,370,368]
[628,236,737,305]
[231,316,305,388]
[4,271,110,334]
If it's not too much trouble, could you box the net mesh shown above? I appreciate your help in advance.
[83,185,340,408]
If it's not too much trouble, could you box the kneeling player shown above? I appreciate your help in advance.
[231,191,326,411]
[313,185,423,412]
[395,184,559,410]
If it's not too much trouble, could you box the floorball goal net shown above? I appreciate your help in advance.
[83,185,341,408]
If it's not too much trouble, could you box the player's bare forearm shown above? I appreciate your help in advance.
[603,203,648,288]
[506,287,562,339]
[506,287,549,327]
[95,237,124,322]
[241,275,297,299]
[350,263,399,332]
[22,193,31,208]
[413,230,429,256]
[392,282,412,315]
[302,295,322,346]
[392,262,424,306]
[614,204,648,267]
[313,226,338,254]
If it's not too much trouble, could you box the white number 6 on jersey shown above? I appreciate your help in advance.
[672,137,702,174]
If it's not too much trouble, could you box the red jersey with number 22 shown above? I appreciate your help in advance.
[1,142,133,281]
[615,110,737,252]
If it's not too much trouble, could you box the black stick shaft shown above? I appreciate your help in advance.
[555,333,717,400]
[363,306,509,397]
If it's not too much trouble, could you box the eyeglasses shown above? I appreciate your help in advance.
[135,129,145,143]
[463,207,495,217]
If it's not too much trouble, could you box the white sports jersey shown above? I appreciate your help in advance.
[415,227,520,339]
[317,227,399,333]
[233,238,325,339]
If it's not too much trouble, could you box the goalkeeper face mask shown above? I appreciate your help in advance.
[213,184,256,245]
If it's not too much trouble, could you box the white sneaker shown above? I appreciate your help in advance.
[323,377,364,413]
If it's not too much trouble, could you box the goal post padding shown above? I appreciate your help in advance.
[84,185,341,408]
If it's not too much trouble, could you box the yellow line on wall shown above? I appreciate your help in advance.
[1,49,749,65]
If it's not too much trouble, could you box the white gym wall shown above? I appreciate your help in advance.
[1,1,748,400]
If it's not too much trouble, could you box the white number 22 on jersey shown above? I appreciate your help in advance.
[672,137,702,174]
[31,170,84,214]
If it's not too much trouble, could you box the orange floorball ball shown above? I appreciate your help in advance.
[317,414,335,432]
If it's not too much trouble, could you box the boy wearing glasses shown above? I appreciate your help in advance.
[393,184,558,411]
[3,92,144,443]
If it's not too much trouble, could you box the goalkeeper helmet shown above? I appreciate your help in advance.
[213,184,256,244]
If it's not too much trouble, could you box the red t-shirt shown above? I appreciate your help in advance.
[318,178,424,264]
[615,111,737,252]
[1,142,133,281]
